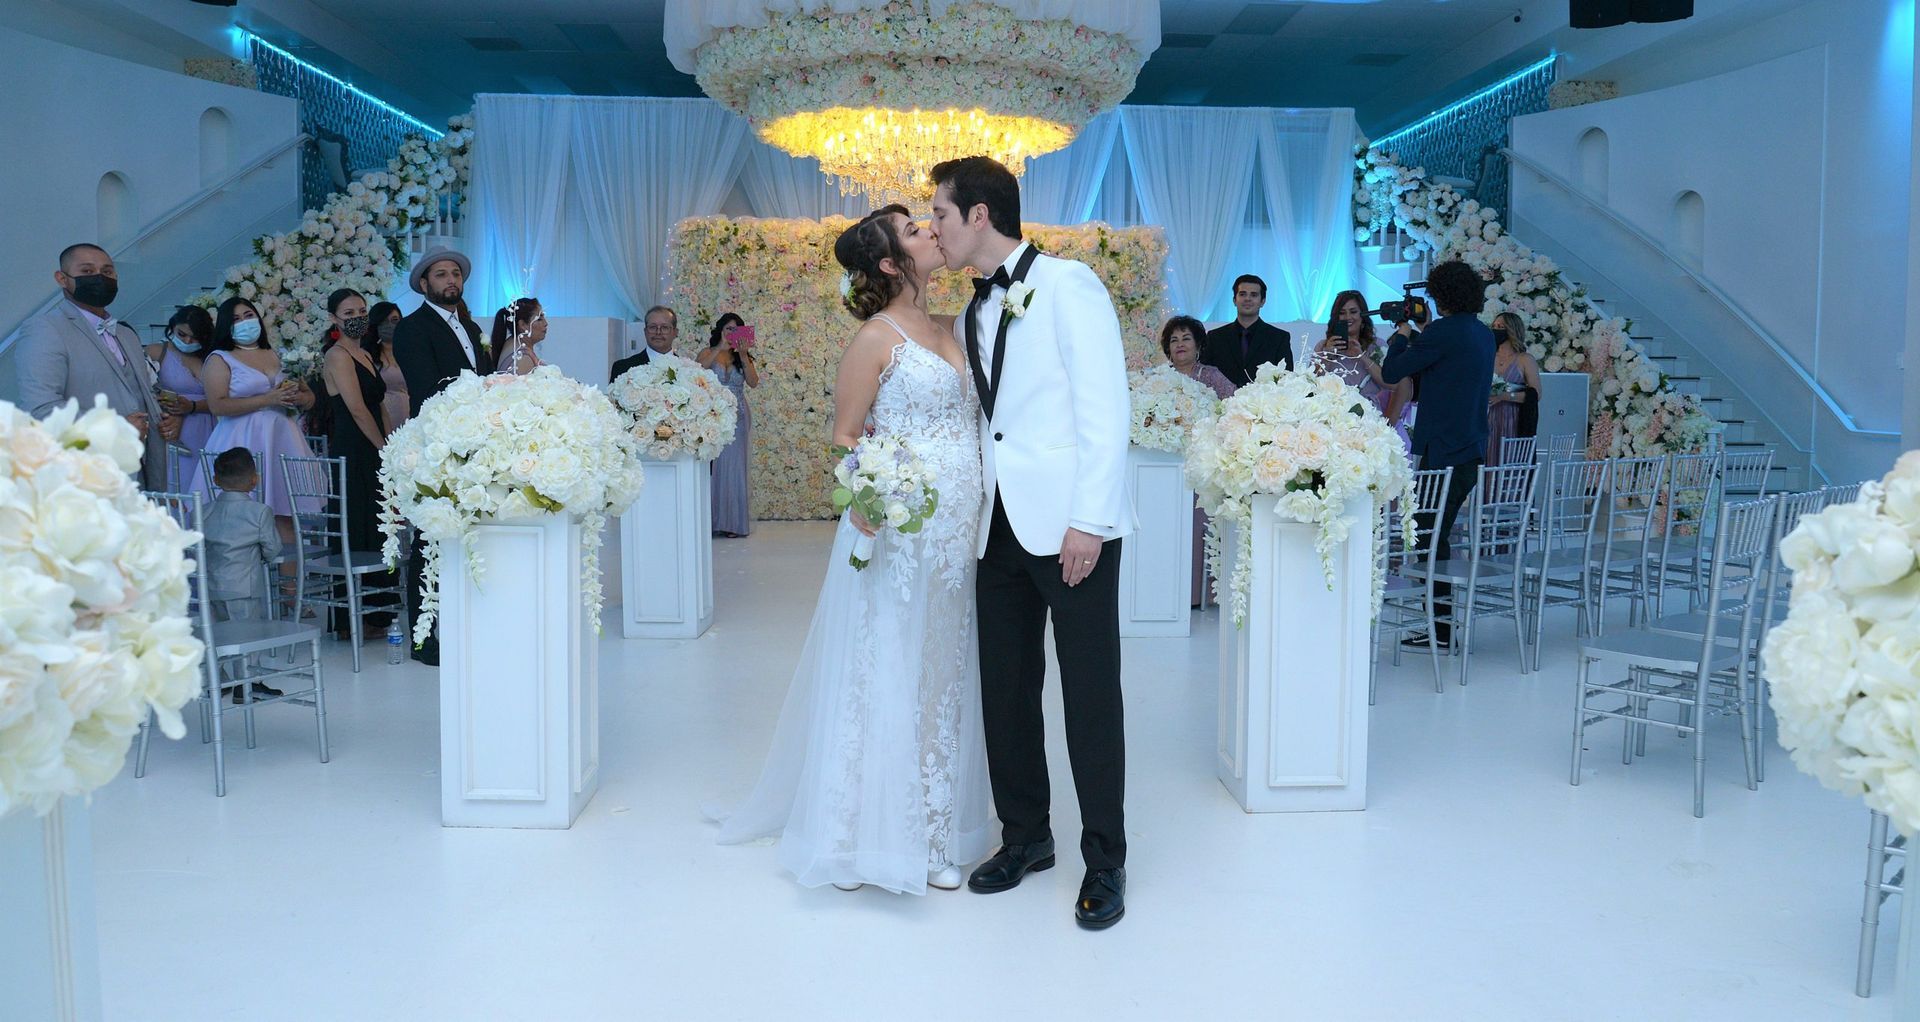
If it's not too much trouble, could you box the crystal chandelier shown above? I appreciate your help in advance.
[669,1,1159,207]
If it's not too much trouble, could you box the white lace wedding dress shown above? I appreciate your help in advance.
[714,315,993,894]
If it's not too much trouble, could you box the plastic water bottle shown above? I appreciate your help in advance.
[386,620,406,665]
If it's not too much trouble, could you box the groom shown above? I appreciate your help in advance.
[929,156,1135,930]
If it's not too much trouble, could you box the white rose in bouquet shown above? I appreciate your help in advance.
[609,354,740,462]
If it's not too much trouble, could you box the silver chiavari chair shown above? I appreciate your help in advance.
[1570,496,1775,817]
[1750,488,1829,781]
[1722,447,1776,498]
[134,491,328,797]
[1590,455,1668,632]
[1499,435,1537,467]
[1823,481,1863,506]
[165,441,196,493]
[1400,463,1537,687]
[1858,810,1906,998]
[282,454,407,673]
[198,446,265,502]
[1544,433,1581,454]
[1374,467,1455,700]
[1522,456,1608,671]
[1649,451,1723,617]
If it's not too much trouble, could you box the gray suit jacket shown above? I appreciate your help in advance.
[202,490,279,605]
[12,301,167,489]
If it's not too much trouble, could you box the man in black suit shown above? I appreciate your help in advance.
[392,248,492,665]
[608,305,680,382]
[1200,274,1292,387]
[1381,259,1495,647]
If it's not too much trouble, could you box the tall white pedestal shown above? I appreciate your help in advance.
[1899,875,1920,1015]
[1118,446,1194,638]
[1217,494,1372,812]
[0,801,103,1022]
[440,514,600,829]
[620,456,714,639]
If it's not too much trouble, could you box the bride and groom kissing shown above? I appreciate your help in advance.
[714,156,1134,930]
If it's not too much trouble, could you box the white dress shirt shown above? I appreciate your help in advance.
[431,302,477,368]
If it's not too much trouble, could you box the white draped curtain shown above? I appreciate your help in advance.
[1121,106,1259,318]
[469,99,573,306]
[1020,111,1119,225]
[1255,108,1360,327]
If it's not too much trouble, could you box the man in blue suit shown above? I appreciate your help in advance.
[1382,259,1495,647]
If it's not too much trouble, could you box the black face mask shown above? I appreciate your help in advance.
[376,322,397,342]
[342,315,370,340]
[66,273,117,308]
[1493,327,1511,345]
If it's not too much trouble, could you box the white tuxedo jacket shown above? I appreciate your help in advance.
[968,243,1135,558]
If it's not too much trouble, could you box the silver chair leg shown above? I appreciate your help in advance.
[1570,657,1590,786]
[134,707,154,778]
[1692,672,1709,818]
[1858,811,1893,998]
[313,638,331,763]
[209,682,227,798]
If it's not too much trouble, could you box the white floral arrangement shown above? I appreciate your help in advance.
[1127,365,1220,454]
[189,113,475,379]
[609,354,740,461]
[1185,366,1416,626]
[0,398,204,818]
[1763,453,1920,831]
[377,367,646,641]
[830,435,941,570]
[692,3,1146,140]
[1352,144,1717,459]
[668,217,1171,519]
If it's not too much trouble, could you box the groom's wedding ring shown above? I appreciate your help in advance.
[1080,558,1092,564]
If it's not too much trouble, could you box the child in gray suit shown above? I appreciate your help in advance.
[202,447,285,702]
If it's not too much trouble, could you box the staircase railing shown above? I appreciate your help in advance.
[1502,146,1898,440]
[0,133,310,352]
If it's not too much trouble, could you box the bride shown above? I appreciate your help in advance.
[713,205,993,894]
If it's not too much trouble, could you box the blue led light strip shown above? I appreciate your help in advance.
[1373,54,1558,149]
[238,28,443,138]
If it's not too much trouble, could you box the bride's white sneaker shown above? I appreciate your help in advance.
[928,864,964,890]
[832,882,863,892]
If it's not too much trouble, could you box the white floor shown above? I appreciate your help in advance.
[94,523,1894,1021]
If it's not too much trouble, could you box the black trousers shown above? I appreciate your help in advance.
[1417,457,1481,643]
[976,497,1126,871]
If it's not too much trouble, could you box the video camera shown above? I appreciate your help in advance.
[1372,281,1431,326]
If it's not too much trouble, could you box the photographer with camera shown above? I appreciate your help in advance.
[1381,260,1495,650]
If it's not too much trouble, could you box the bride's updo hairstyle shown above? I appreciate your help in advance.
[834,204,918,321]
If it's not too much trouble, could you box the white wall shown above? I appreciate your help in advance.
[1510,0,1911,481]
[0,25,298,335]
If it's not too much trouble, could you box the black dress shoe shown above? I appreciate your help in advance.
[966,838,1056,893]
[1075,867,1125,930]
[411,644,440,667]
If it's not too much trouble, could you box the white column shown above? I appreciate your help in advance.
[1217,494,1372,812]
[439,513,601,829]
[1118,446,1194,638]
[620,456,715,640]
[0,801,103,1022]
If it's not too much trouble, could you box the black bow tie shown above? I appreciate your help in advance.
[972,266,1012,300]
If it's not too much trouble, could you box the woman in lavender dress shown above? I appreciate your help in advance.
[1486,311,1542,465]
[1161,316,1235,607]
[146,306,216,486]
[195,297,318,545]
[698,312,759,537]
[367,301,410,434]
[1313,290,1414,460]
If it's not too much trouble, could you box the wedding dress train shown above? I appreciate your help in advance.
[714,316,993,894]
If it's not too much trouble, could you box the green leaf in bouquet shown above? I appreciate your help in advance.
[523,486,564,512]
[831,486,854,509]
[897,518,924,535]
[923,487,940,514]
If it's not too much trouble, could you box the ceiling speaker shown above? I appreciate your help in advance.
[1571,0,1692,28]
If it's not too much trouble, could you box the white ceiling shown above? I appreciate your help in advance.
[45,1,1792,135]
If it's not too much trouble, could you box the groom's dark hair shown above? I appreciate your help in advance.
[929,156,1022,240]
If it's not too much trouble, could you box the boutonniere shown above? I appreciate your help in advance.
[1000,281,1036,326]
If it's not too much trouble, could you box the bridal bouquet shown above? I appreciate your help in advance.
[609,354,740,461]
[0,398,204,818]
[1185,365,1416,625]
[1763,453,1920,831]
[379,367,646,641]
[829,435,940,570]
[1127,365,1220,454]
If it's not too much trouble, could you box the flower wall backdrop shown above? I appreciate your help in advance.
[668,217,1172,519]
[1354,145,1717,459]
[187,114,474,378]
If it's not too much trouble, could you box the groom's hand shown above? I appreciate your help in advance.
[1060,528,1103,587]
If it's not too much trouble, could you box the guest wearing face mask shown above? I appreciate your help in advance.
[366,301,409,432]
[12,243,178,488]
[150,305,217,482]
[196,297,317,546]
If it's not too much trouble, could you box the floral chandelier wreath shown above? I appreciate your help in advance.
[673,1,1157,205]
